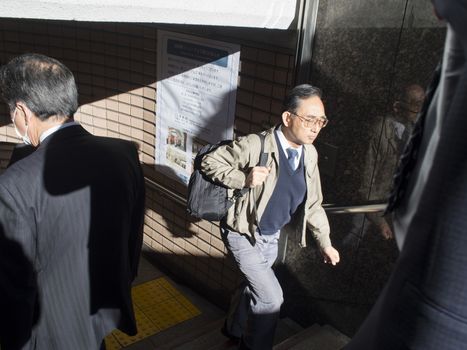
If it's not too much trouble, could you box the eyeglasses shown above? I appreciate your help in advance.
[290,112,328,128]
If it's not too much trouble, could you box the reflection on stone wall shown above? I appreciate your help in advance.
[280,0,446,336]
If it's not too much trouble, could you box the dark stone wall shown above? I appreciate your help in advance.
[280,0,446,336]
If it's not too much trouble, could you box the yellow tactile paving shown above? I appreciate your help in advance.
[143,298,193,330]
[111,306,160,347]
[104,277,201,349]
[104,333,122,350]
[176,294,203,315]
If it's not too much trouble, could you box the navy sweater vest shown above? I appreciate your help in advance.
[259,134,306,235]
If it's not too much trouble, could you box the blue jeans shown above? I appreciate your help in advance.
[222,227,283,350]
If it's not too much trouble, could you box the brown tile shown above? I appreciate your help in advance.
[256,65,275,82]
[240,46,258,61]
[257,49,275,66]
[272,85,286,100]
[254,81,273,96]
[239,61,256,76]
[238,75,255,91]
[252,94,271,112]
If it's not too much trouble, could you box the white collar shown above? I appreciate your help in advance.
[276,125,303,159]
[40,121,80,143]
[391,120,406,139]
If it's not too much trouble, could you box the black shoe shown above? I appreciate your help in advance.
[221,320,240,343]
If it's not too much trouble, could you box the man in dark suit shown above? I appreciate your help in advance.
[0,53,145,350]
[345,0,467,349]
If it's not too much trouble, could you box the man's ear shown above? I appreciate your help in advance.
[15,102,33,125]
[393,101,400,113]
[282,111,292,127]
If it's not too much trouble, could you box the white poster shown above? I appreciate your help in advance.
[156,30,240,184]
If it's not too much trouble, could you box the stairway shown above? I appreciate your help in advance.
[274,324,350,350]
[148,316,349,350]
[133,255,350,350]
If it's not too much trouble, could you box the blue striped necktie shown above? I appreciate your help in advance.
[287,148,298,170]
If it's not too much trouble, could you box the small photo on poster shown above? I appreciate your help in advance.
[165,127,188,170]
[166,147,187,170]
[166,127,187,152]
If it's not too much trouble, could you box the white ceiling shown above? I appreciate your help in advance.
[0,0,297,29]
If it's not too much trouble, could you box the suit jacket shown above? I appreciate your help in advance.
[345,2,467,349]
[0,124,145,350]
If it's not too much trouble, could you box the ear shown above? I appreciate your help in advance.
[393,101,400,113]
[282,111,292,127]
[15,102,34,125]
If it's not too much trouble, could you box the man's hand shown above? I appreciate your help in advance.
[379,221,394,240]
[245,166,270,188]
[322,246,340,266]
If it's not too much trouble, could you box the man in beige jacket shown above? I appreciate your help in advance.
[201,84,340,350]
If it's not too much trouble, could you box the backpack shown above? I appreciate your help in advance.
[187,134,267,221]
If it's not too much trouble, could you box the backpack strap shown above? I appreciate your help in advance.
[229,133,267,234]
[252,133,266,233]
[258,133,268,167]
[234,133,267,198]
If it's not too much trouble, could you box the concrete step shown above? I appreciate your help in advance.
[133,254,346,350]
[154,318,226,350]
[172,319,236,350]
[274,317,304,345]
[171,316,302,350]
[274,324,350,350]
[274,324,322,350]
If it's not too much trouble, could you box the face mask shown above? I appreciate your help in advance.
[12,107,32,145]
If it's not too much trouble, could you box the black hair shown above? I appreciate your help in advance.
[0,53,78,120]
[283,84,322,113]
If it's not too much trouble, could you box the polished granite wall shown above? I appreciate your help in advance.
[279,0,446,335]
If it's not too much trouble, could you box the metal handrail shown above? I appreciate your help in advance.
[145,177,186,206]
[144,177,387,215]
[322,203,386,214]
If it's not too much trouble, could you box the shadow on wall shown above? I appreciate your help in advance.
[144,164,196,238]
[143,175,242,308]
[142,243,239,309]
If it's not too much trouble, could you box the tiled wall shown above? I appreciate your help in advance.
[0,18,295,306]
